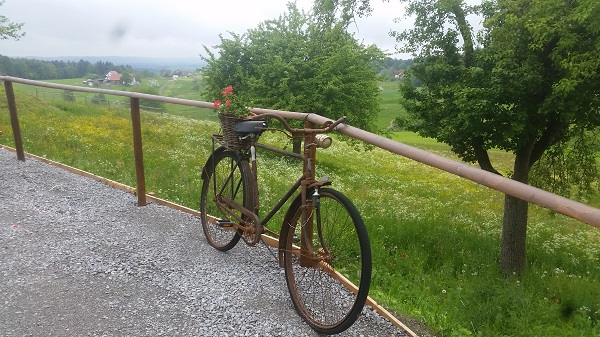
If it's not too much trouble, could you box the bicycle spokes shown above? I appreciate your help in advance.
[201,150,253,251]
[282,188,371,334]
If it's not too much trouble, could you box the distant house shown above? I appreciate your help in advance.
[105,71,122,84]
[394,69,405,79]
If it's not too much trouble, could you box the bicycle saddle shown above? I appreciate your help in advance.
[235,121,267,134]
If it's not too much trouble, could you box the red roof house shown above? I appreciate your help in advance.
[105,71,122,84]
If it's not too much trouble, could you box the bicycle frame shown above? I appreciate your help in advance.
[208,117,335,259]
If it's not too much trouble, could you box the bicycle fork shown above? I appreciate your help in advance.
[299,186,335,268]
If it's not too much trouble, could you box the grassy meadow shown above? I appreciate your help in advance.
[1,80,600,337]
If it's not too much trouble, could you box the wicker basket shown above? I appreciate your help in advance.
[219,113,251,150]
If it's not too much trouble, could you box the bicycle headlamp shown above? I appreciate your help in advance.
[315,134,332,148]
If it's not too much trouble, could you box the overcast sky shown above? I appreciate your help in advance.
[1,0,413,60]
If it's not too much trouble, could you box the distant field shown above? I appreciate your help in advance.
[377,80,405,130]
[158,77,218,121]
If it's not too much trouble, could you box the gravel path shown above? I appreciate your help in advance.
[0,148,406,336]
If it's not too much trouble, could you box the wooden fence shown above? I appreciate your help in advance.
[2,74,600,227]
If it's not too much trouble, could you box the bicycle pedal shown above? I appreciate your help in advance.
[217,220,235,228]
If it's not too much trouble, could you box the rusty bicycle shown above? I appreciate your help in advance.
[200,113,371,334]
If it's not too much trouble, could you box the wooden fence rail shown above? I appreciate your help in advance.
[2,74,600,228]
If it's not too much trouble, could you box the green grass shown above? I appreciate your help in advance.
[2,82,600,337]
[378,80,407,130]
[158,76,219,122]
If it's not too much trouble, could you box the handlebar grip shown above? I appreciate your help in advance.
[323,116,346,132]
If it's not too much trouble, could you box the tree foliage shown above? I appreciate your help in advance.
[394,0,600,275]
[530,128,600,201]
[121,72,133,86]
[0,0,25,41]
[0,55,133,80]
[312,0,374,22]
[201,3,384,133]
[62,90,75,102]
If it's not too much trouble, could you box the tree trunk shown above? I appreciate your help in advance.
[499,151,531,277]
[499,193,529,276]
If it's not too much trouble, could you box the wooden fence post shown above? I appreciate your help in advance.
[130,97,147,206]
[4,81,25,161]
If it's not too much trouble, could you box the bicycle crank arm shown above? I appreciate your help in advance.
[219,196,263,246]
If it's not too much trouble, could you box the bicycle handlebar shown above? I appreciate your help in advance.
[248,113,345,134]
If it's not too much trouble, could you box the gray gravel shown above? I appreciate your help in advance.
[0,148,406,336]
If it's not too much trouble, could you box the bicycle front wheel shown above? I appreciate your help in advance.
[282,188,371,335]
[200,148,253,251]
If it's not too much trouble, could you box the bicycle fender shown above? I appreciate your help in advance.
[307,177,332,190]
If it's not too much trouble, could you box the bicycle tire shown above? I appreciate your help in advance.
[281,188,371,334]
[200,148,253,251]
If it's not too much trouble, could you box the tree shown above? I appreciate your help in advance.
[121,72,133,86]
[91,93,107,105]
[393,0,600,275]
[62,90,75,102]
[0,0,25,40]
[201,3,384,135]
[76,59,90,78]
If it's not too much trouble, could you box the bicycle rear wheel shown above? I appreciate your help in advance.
[200,148,253,251]
[281,188,371,335]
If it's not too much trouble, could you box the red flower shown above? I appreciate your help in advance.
[213,85,250,117]
[221,88,233,97]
